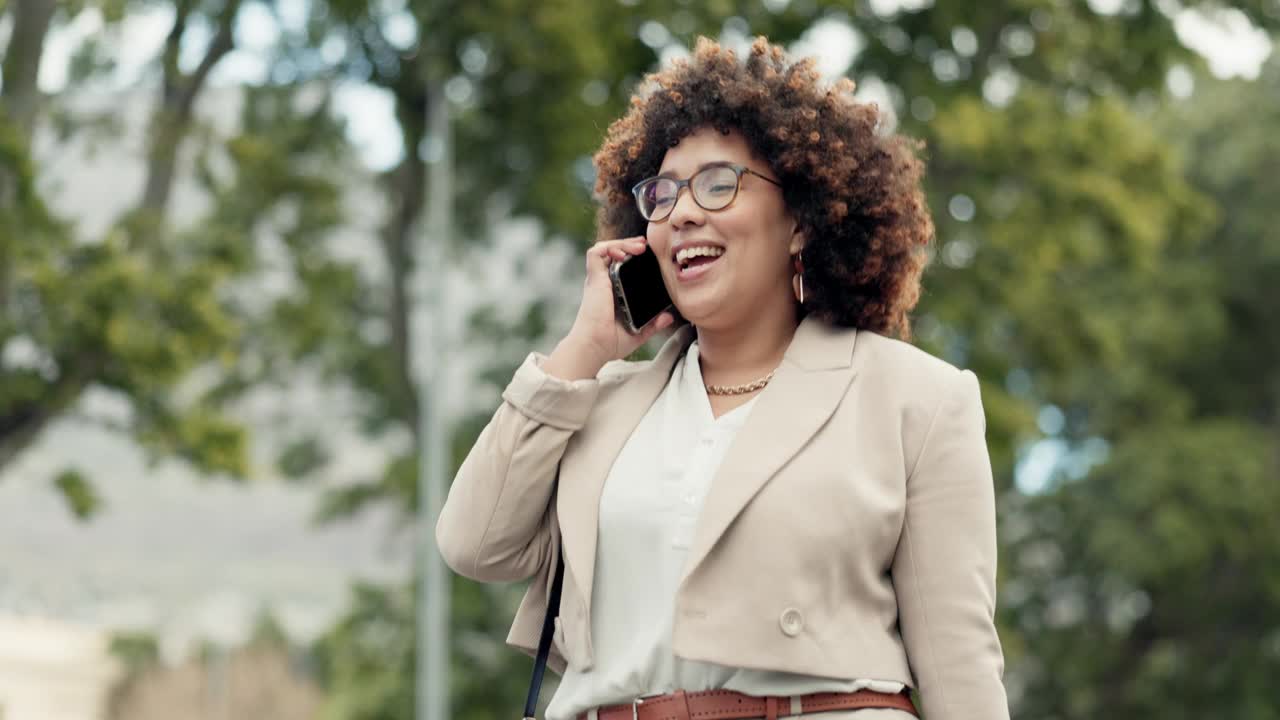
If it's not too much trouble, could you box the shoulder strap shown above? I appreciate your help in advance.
[523,550,565,719]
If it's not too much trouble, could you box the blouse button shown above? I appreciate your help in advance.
[779,607,804,637]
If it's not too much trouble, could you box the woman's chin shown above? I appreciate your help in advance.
[673,298,729,329]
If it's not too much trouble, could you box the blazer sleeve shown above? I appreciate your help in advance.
[892,369,1010,720]
[435,351,601,583]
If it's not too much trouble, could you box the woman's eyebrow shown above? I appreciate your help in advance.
[656,161,727,179]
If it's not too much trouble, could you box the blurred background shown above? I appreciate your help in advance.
[1,0,1277,719]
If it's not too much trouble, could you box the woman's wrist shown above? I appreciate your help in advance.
[543,337,610,382]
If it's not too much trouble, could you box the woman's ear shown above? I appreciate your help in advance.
[788,222,806,256]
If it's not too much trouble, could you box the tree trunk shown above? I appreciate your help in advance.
[0,0,57,133]
[381,102,428,434]
[0,0,57,308]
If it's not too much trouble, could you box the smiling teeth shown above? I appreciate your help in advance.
[676,246,725,266]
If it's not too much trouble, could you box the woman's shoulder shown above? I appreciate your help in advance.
[850,330,984,444]
[853,330,973,396]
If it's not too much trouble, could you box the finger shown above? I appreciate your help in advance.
[606,236,646,250]
[588,237,641,261]
[587,237,646,274]
[586,242,614,273]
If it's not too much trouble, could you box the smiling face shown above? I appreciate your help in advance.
[644,127,802,331]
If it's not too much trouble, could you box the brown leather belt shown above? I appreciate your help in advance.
[578,688,918,720]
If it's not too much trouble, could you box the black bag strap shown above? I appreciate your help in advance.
[523,549,565,719]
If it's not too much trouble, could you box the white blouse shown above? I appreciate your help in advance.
[546,343,908,720]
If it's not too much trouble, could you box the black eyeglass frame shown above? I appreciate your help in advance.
[631,162,783,222]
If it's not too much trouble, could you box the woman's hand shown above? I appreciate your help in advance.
[543,236,675,381]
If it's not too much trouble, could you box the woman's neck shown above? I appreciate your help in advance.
[694,302,800,385]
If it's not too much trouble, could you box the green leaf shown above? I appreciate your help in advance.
[276,435,332,480]
[52,469,101,519]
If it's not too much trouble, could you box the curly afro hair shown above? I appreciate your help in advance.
[592,36,934,340]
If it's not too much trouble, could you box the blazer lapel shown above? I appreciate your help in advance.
[682,318,860,580]
[557,325,696,611]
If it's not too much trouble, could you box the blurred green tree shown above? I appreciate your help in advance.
[0,0,348,515]
[998,52,1280,719]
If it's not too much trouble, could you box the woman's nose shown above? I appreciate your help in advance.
[666,186,705,228]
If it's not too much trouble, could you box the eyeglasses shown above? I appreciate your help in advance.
[631,162,782,222]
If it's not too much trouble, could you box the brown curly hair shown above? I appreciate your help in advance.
[592,36,934,339]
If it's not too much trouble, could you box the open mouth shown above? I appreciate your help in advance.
[674,245,725,275]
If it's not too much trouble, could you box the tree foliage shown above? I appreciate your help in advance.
[998,53,1280,719]
[0,0,349,515]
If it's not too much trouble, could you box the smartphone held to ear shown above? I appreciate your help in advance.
[609,247,673,334]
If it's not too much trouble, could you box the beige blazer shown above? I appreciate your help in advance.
[437,317,1009,720]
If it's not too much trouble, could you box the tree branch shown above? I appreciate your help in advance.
[159,0,190,105]
[140,0,242,217]
[177,1,240,115]
[0,356,102,472]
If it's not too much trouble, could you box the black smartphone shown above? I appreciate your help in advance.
[608,247,673,334]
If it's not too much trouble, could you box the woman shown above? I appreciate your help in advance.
[437,36,1009,720]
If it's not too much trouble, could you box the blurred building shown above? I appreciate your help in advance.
[0,614,120,720]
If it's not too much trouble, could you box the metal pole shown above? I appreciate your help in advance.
[417,79,452,720]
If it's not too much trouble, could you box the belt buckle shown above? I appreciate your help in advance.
[631,696,645,720]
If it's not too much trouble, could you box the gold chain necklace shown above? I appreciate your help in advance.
[705,370,776,396]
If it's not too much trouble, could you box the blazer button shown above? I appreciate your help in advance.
[779,607,804,637]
